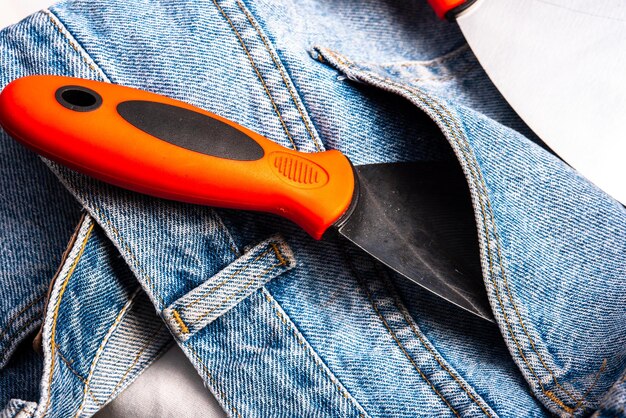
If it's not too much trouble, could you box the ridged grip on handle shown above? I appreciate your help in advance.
[427,0,468,19]
[0,75,355,239]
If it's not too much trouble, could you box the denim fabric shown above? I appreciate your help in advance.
[0,1,624,417]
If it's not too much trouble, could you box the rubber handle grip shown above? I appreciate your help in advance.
[427,0,467,19]
[0,76,355,239]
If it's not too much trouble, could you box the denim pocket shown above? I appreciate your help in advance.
[311,46,626,417]
[163,235,295,342]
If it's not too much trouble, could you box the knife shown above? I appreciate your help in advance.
[0,75,492,321]
[428,0,626,204]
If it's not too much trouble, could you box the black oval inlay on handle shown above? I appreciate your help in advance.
[117,100,264,161]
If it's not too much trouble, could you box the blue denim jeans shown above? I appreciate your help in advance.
[0,1,625,417]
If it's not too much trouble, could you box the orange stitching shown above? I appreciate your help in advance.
[106,323,165,401]
[187,344,243,418]
[260,289,368,415]
[317,48,582,411]
[75,287,141,418]
[171,309,189,334]
[0,293,45,343]
[43,221,94,414]
[55,345,102,407]
[212,0,298,151]
[190,262,282,326]
[384,271,493,417]
[182,247,273,310]
[235,0,322,151]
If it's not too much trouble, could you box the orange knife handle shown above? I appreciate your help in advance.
[0,75,356,239]
[427,0,471,20]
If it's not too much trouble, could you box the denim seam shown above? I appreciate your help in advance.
[314,47,588,414]
[211,0,298,151]
[380,77,578,412]
[40,9,248,415]
[104,323,166,403]
[164,239,293,341]
[378,268,495,417]
[186,344,244,418]
[54,345,102,407]
[74,285,141,418]
[40,218,94,417]
[182,247,273,310]
[361,44,471,69]
[189,262,283,327]
[343,255,460,417]
[42,10,110,82]
[235,0,323,151]
[259,287,370,418]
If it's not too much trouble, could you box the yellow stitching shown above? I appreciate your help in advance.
[341,63,576,410]
[43,221,94,414]
[261,290,367,415]
[270,243,288,266]
[187,344,243,418]
[75,287,140,418]
[423,83,583,404]
[318,48,581,411]
[350,271,459,417]
[545,390,574,414]
[190,262,282,326]
[212,0,298,151]
[45,12,97,73]
[93,207,165,306]
[0,293,45,343]
[385,271,493,417]
[55,345,102,406]
[171,309,189,334]
[106,323,165,402]
[182,247,273,310]
[236,0,322,151]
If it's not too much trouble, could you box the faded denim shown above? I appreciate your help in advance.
[0,1,624,417]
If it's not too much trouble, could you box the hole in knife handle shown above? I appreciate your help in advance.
[55,86,102,112]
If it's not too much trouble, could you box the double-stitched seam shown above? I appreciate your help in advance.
[42,221,94,415]
[187,344,243,418]
[347,266,459,417]
[317,47,586,413]
[171,242,289,334]
[260,288,369,417]
[75,286,141,418]
[90,206,165,307]
[182,247,273,310]
[104,323,165,402]
[55,345,102,407]
[43,10,109,81]
[211,0,298,150]
[360,71,579,412]
[235,0,322,151]
[378,269,493,417]
[189,262,283,327]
